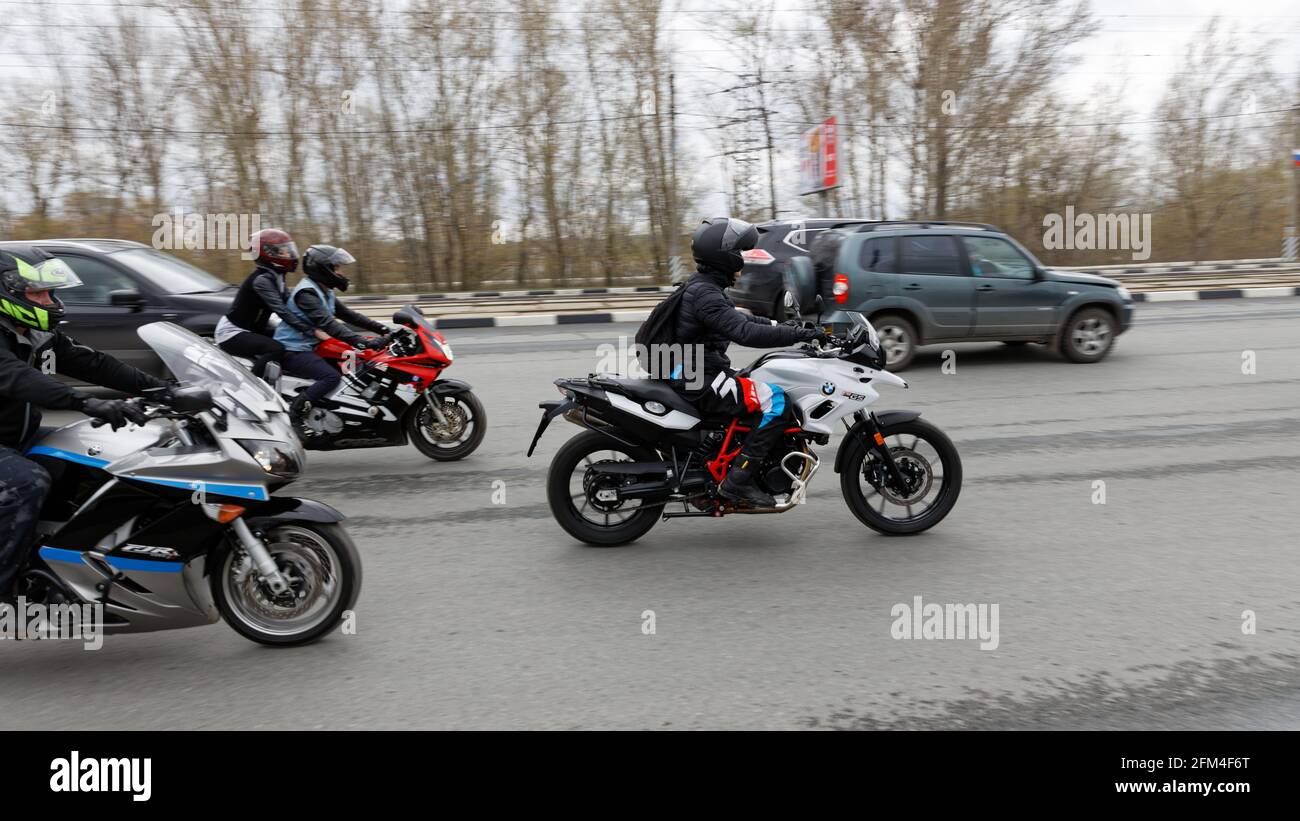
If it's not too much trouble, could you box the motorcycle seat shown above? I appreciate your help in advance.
[597,377,699,417]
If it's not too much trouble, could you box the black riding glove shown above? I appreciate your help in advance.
[81,397,149,430]
[795,327,832,345]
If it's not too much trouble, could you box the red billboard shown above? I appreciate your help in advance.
[799,116,840,195]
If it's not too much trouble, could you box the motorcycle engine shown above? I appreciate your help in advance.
[760,462,796,496]
[301,408,344,436]
[758,446,799,496]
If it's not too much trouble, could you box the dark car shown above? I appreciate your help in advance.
[784,221,1135,370]
[0,239,234,377]
[727,217,871,317]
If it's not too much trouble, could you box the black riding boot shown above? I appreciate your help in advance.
[719,453,776,507]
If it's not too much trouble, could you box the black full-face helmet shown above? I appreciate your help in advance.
[0,246,83,332]
[691,217,758,281]
[302,244,357,291]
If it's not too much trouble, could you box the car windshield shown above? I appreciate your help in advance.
[138,322,280,422]
[112,248,231,294]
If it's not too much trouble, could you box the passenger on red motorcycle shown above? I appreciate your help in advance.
[216,228,317,379]
[273,244,390,419]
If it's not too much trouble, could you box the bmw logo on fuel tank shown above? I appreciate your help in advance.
[821,381,836,395]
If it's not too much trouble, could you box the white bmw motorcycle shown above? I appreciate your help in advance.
[527,311,962,546]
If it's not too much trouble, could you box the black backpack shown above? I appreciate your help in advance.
[634,283,687,379]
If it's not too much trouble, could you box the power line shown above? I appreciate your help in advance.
[0,112,661,136]
[1,105,1288,139]
[6,20,1299,34]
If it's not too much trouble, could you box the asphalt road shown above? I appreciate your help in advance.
[4,298,1298,730]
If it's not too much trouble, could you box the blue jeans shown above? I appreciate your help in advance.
[0,447,51,594]
[282,351,342,402]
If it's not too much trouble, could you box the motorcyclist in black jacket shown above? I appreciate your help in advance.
[0,246,168,604]
[675,217,828,507]
[215,228,321,379]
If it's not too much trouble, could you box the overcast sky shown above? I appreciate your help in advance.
[1,0,1297,222]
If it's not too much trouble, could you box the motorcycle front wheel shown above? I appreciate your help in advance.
[840,418,962,535]
[546,430,662,547]
[213,522,362,646]
[406,391,487,461]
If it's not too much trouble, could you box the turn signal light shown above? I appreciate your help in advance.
[201,503,246,523]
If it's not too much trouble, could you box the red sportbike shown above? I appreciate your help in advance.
[275,305,486,461]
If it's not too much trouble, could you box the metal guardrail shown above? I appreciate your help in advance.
[346,265,1299,322]
[349,259,1300,303]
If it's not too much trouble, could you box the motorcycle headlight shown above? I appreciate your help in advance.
[237,439,302,477]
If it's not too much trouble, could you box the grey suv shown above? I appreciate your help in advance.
[784,221,1135,370]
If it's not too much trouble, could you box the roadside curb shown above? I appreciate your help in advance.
[420,286,1299,329]
[1131,286,1300,302]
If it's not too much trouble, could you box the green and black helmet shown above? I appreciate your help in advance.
[0,246,83,331]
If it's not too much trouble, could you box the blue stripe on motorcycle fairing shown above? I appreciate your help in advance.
[27,446,267,500]
[26,445,110,468]
[38,546,84,564]
[38,546,184,574]
[758,384,786,429]
[130,476,269,501]
[106,556,183,573]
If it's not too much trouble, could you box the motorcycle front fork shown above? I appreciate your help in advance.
[851,412,910,495]
[227,518,291,595]
[423,391,450,426]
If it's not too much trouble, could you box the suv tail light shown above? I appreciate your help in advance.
[741,249,775,265]
[832,273,850,304]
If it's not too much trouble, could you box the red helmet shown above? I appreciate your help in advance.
[250,228,299,274]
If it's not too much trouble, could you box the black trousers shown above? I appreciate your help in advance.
[0,447,52,594]
[694,370,795,458]
[218,331,285,378]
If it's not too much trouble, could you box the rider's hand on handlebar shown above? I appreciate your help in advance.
[361,334,389,350]
[795,326,833,346]
[82,397,149,430]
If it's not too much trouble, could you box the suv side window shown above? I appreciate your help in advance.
[858,237,897,273]
[56,255,139,305]
[898,235,963,276]
[962,236,1035,280]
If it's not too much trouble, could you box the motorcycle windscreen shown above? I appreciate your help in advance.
[137,321,283,422]
[845,311,881,350]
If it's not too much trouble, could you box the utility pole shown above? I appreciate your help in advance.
[667,71,679,265]
[1288,101,1300,260]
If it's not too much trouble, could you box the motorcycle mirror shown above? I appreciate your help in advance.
[170,386,215,413]
[263,361,283,390]
[780,290,801,321]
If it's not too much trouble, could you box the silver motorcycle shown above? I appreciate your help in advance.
[21,322,361,646]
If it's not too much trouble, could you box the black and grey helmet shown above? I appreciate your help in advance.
[302,244,357,291]
[691,217,758,278]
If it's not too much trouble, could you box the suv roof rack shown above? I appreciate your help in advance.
[849,220,1003,233]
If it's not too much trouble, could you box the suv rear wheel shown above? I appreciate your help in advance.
[871,314,918,371]
[1060,307,1116,363]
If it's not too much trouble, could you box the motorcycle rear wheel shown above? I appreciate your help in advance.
[546,430,662,547]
